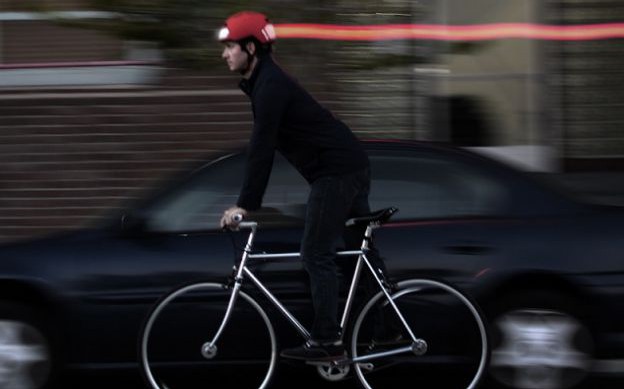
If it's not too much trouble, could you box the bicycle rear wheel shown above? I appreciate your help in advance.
[140,282,277,389]
[351,279,488,389]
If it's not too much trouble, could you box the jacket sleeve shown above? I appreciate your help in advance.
[236,76,290,210]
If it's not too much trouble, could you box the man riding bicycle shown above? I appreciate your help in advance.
[218,11,387,362]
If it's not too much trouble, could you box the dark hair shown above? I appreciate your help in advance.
[239,37,273,58]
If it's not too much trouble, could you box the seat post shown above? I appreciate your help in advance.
[360,224,376,251]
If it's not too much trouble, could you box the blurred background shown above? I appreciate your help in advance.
[1,0,624,243]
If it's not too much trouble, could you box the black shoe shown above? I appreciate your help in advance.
[280,340,346,362]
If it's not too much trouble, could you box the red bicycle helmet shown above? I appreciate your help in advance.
[218,11,276,44]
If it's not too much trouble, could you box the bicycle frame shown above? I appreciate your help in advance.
[207,221,418,364]
[142,208,488,389]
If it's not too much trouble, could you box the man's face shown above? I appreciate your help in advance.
[221,42,248,73]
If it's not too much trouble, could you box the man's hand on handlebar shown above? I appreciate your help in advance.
[220,206,248,230]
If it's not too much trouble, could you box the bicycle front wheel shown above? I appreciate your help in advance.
[351,279,488,389]
[140,282,277,389]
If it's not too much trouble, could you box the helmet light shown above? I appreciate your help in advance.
[218,27,230,41]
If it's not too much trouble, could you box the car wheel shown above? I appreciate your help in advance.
[488,292,594,389]
[0,302,54,389]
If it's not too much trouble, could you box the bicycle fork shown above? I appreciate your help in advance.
[202,223,258,359]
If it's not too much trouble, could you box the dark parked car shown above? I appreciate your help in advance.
[1,140,623,389]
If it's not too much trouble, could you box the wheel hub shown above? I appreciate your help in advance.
[201,342,217,359]
[491,309,593,389]
[0,320,50,388]
[411,339,428,356]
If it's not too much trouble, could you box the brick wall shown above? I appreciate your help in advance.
[0,72,252,243]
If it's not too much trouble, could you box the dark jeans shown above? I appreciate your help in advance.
[301,167,387,342]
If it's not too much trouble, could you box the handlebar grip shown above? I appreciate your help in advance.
[238,221,257,229]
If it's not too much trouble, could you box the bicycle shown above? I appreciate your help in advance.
[139,207,489,389]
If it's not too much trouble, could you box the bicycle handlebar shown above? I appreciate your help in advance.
[229,214,256,230]
[237,221,257,229]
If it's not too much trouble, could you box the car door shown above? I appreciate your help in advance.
[364,146,517,292]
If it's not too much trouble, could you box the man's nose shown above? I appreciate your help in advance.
[221,49,228,59]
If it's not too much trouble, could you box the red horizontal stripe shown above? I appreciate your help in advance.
[275,23,624,41]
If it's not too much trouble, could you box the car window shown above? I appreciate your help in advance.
[146,153,308,232]
[146,155,244,232]
[145,148,509,232]
[256,154,309,225]
[368,151,509,219]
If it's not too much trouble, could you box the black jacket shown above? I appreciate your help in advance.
[236,56,369,211]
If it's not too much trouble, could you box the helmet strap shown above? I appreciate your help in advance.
[239,40,257,75]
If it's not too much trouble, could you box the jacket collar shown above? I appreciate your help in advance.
[239,55,271,96]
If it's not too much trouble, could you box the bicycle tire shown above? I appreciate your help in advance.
[351,278,489,389]
[139,282,277,389]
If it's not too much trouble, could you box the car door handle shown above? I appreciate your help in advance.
[442,243,491,255]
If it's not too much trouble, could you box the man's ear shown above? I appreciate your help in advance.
[246,41,256,56]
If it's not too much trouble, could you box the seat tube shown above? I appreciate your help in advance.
[339,225,374,333]
[340,253,364,333]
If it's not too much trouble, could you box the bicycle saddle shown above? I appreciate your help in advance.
[345,207,399,227]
